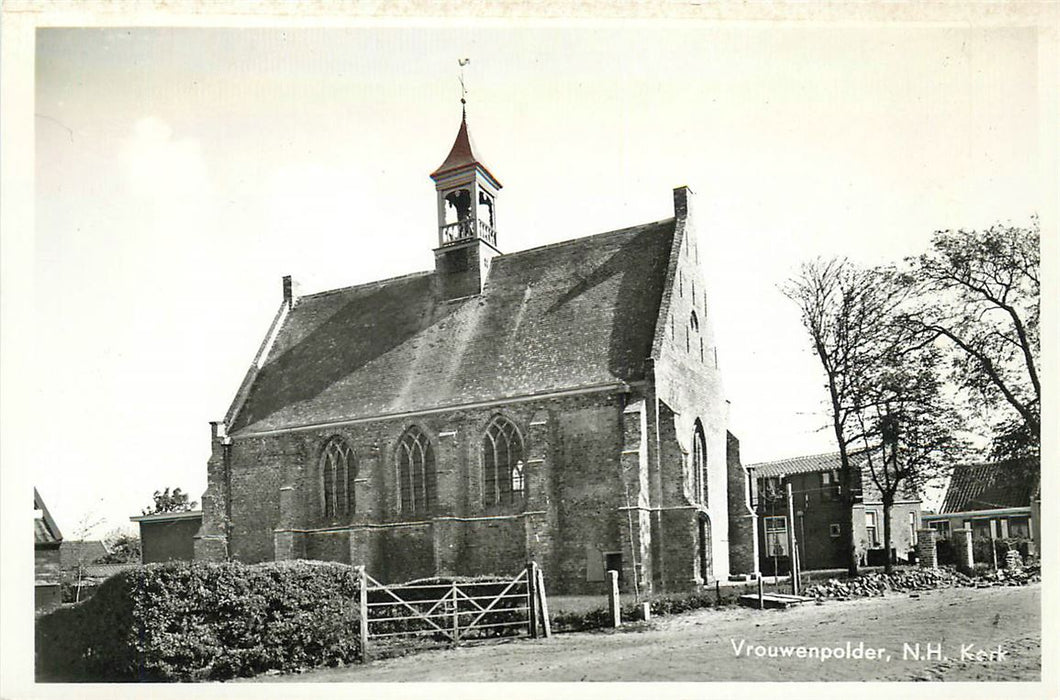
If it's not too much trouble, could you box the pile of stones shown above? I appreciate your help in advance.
[802,564,1038,601]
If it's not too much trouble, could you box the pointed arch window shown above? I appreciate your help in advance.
[397,426,436,515]
[321,436,356,519]
[483,415,525,506]
[692,420,707,504]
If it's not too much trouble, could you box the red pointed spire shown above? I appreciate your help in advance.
[430,104,501,187]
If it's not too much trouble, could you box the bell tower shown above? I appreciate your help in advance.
[430,97,502,301]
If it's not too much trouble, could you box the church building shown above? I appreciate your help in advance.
[194,102,758,593]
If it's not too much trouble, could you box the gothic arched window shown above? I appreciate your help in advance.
[692,420,707,504]
[483,415,525,506]
[397,426,436,514]
[321,436,356,519]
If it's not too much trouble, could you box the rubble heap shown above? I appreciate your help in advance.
[803,565,1040,600]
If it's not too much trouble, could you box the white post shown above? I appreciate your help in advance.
[607,570,621,628]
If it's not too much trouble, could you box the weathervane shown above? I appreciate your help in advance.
[458,58,470,104]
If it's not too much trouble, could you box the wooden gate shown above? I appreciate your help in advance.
[357,562,550,661]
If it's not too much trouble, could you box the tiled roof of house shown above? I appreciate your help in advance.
[33,487,62,547]
[941,459,1039,514]
[746,452,846,479]
[229,219,675,435]
[747,449,919,503]
[60,540,110,569]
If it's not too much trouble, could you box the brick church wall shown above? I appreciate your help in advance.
[726,431,758,575]
[205,392,648,592]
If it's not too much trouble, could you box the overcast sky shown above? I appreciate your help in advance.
[25,23,1046,538]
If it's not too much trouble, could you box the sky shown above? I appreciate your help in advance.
[20,22,1048,540]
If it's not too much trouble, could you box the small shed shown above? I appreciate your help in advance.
[130,510,203,563]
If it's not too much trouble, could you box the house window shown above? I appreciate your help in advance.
[820,471,838,501]
[692,420,707,504]
[971,519,993,540]
[764,516,788,557]
[1008,516,1031,539]
[483,415,525,505]
[909,511,917,544]
[865,511,879,547]
[397,425,436,514]
[760,476,782,504]
[928,520,950,539]
[829,523,841,538]
[321,436,355,519]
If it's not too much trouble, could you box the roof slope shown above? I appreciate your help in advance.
[747,452,845,479]
[34,487,62,547]
[942,459,1039,513]
[60,541,110,569]
[230,219,675,435]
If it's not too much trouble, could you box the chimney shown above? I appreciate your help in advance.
[282,275,300,308]
[673,185,695,220]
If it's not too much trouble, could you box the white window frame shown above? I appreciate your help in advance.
[764,515,789,557]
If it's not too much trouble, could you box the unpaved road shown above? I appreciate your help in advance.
[256,583,1040,682]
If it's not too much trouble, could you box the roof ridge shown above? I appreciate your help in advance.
[498,218,675,260]
[746,450,840,468]
[297,270,434,301]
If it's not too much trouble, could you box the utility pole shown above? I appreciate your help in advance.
[786,482,800,595]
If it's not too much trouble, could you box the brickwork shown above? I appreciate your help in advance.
[726,432,758,575]
[953,528,974,573]
[648,187,734,584]
[917,528,938,569]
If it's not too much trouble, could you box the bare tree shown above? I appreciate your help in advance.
[901,220,1040,459]
[783,259,909,576]
[68,512,105,603]
[850,339,968,573]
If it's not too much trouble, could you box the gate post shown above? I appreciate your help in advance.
[526,562,539,638]
[451,581,459,643]
[357,565,369,663]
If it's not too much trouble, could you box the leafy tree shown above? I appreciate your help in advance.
[142,487,198,516]
[900,220,1040,459]
[99,529,142,564]
[783,259,906,576]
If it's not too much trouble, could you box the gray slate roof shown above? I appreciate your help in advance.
[941,459,1039,513]
[230,219,675,435]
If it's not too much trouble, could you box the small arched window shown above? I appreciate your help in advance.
[690,310,700,332]
[692,420,707,504]
[483,415,526,505]
[321,436,356,519]
[397,426,436,514]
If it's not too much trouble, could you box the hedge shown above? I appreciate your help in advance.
[36,560,360,682]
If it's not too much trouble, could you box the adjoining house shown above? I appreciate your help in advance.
[60,540,110,572]
[747,452,921,574]
[34,488,63,612]
[131,510,203,563]
[921,458,1040,557]
[193,102,758,594]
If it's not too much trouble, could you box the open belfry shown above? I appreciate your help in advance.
[194,92,758,594]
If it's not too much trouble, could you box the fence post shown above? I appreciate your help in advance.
[535,563,552,638]
[607,570,621,628]
[527,562,539,639]
[757,575,764,610]
[357,565,369,663]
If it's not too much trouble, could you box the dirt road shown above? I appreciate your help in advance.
[256,582,1040,682]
